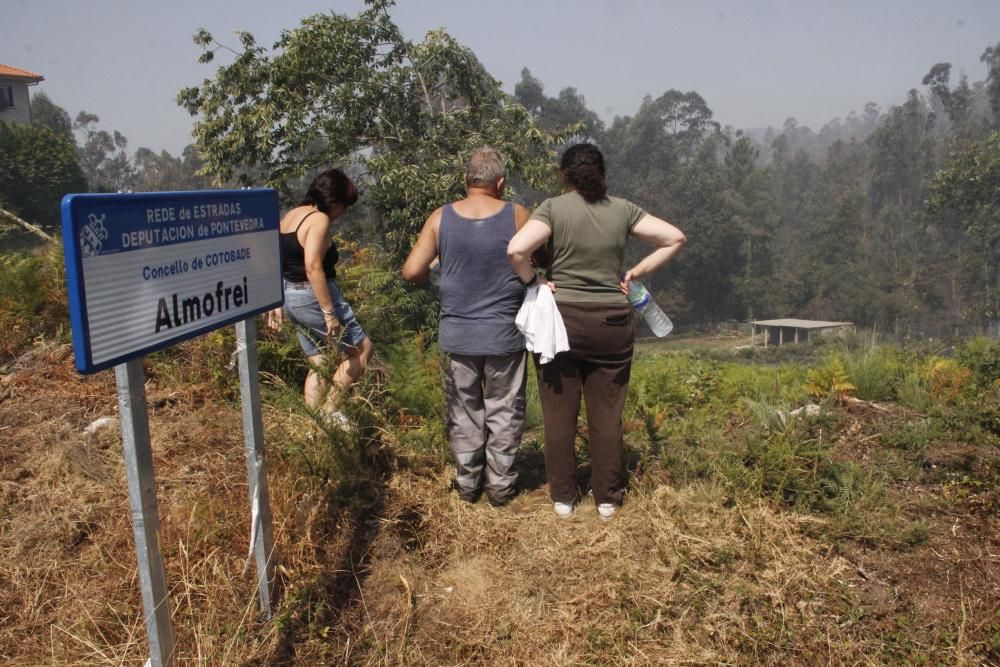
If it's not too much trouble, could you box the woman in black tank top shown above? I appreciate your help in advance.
[270,168,374,427]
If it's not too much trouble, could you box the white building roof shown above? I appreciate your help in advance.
[752,319,853,329]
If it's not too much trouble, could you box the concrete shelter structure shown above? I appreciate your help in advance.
[751,318,854,346]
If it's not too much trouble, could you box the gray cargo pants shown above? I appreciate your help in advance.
[444,351,527,505]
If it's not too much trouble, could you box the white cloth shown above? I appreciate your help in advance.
[515,284,569,364]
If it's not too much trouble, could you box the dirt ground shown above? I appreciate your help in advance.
[1,341,998,665]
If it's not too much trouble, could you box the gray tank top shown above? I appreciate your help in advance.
[437,201,525,355]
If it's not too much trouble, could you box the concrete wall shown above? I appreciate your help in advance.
[763,325,852,346]
[0,79,33,125]
[766,327,810,346]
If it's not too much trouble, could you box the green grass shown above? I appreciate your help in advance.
[619,333,1000,551]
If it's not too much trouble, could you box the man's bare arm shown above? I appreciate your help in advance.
[402,208,442,285]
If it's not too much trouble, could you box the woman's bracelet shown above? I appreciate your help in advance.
[521,274,538,288]
[321,308,336,316]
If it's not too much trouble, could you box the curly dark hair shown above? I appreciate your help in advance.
[560,143,607,203]
[302,168,358,213]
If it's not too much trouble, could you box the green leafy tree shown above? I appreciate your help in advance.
[927,131,1000,227]
[0,121,87,229]
[668,136,734,321]
[868,91,935,212]
[603,96,678,201]
[765,140,828,318]
[604,89,720,198]
[651,90,720,161]
[600,90,727,322]
[133,145,209,192]
[178,0,570,338]
[981,42,1000,128]
[927,131,1000,320]
[29,93,73,142]
[73,112,134,192]
[863,91,945,330]
[513,68,603,141]
[179,0,568,265]
[722,136,778,320]
[922,63,978,137]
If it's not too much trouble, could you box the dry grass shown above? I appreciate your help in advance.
[0,341,341,665]
[303,467,876,666]
[2,339,998,665]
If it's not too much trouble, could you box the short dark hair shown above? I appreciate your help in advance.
[302,168,358,213]
[560,143,607,203]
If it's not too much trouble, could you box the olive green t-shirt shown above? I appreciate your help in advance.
[532,192,645,303]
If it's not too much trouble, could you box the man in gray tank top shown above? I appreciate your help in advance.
[402,148,535,505]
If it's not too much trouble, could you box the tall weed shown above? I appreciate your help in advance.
[956,336,1000,389]
[838,338,901,401]
[895,367,933,413]
[739,425,865,514]
[715,363,809,405]
[628,354,720,413]
[382,334,447,458]
[0,243,67,361]
[742,396,797,434]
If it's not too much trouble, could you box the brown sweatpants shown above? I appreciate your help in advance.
[535,301,634,506]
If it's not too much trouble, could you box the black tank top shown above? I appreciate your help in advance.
[280,210,338,282]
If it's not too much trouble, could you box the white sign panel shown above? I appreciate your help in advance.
[62,190,282,373]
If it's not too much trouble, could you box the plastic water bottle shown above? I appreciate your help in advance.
[627,281,673,337]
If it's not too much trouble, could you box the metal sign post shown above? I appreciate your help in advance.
[235,317,277,617]
[60,189,285,663]
[116,359,175,667]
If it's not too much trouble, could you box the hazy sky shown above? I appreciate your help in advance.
[6,0,1000,155]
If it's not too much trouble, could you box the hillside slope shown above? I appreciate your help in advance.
[1,339,998,664]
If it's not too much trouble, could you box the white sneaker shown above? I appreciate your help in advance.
[553,502,575,518]
[597,503,617,521]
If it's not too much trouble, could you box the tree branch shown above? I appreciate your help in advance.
[0,208,55,243]
[402,44,436,117]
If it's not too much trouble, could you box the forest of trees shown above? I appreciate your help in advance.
[513,51,1000,336]
[0,93,210,232]
[2,0,998,339]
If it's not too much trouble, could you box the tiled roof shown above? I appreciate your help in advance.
[0,64,44,82]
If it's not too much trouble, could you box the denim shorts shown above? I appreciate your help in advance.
[283,278,368,357]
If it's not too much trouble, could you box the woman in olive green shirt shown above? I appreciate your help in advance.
[507,143,686,520]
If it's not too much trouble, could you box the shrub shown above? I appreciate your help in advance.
[895,367,932,413]
[926,358,972,404]
[804,357,855,402]
[0,243,68,363]
[382,334,447,457]
[840,342,901,401]
[629,354,721,413]
[956,336,1000,389]
[341,242,439,348]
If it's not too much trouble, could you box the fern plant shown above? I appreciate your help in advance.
[804,357,855,402]
[0,244,68,361]
[925,358,972,405]
[338,240,439,348]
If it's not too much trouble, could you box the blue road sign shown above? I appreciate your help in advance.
[62,189,282,373]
